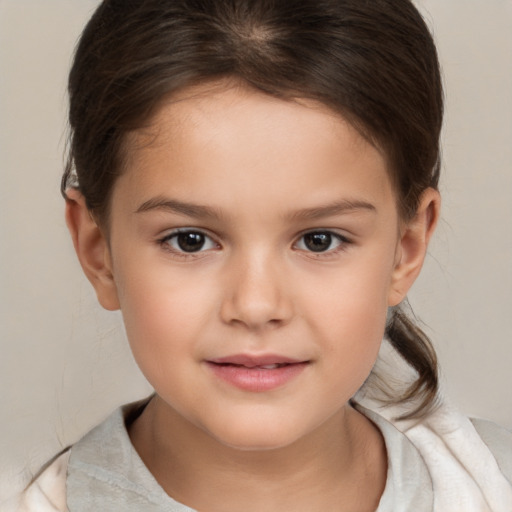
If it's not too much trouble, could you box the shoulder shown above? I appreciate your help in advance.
[16,449,70,512]
[396,403,512,509]
[471,417,512,483]
[15,398,154,512]
[356,391,512,510]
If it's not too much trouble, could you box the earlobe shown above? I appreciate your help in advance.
[65,189,120,311]
[388,188,441,306]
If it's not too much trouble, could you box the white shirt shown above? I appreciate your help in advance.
[13,395,512,512]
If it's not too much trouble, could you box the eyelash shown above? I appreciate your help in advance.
[294,230,351,257]
[157,229,352,259]
[157,229,219,259]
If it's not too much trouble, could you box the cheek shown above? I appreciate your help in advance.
[117,284,211,407]
[306,253,393,329]
[303,254,393,384]
[113,260,217,372]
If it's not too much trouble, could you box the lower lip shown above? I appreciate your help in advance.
[205,362,309,392]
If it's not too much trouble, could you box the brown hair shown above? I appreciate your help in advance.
[63,0,443,419]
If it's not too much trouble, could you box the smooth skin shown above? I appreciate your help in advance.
[66,82,439,512]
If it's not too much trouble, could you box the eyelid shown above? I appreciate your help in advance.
[158,227,220,256]
[293,229,352,254]
[155,227,352,259]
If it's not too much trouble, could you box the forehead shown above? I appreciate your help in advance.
[116,83,395,217]
[128,81,379,158]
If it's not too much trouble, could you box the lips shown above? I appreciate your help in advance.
[205,354,310,392]
[209,354,305,367]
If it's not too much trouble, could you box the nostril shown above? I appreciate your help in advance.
[218,264,294,329]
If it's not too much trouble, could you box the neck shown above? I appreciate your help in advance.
[129,396,386,512]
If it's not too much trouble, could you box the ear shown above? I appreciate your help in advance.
[65,188,120,311]
[388,188,441,306]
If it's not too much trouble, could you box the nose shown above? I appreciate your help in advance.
[219,251,293,330]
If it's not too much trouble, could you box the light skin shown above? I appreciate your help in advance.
[66,83,439,512]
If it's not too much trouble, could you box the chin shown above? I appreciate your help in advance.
[202,415,309,452]
[215,431,300,452]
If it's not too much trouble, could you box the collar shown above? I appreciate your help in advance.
[67,397,433,511]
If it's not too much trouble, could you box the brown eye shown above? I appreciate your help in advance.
[161,230,217,253]
[303,232,333,252]
[176,232,206,252]
[296,231,347,253]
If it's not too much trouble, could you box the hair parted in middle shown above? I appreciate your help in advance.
[63,0,444,419]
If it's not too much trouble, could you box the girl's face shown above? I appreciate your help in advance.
[95,84,422,450]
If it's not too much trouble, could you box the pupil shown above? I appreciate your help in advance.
[304,232,331,252]
[177,232,205,252]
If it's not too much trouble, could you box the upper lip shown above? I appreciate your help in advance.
[207,354,308,367]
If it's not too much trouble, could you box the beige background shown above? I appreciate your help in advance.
[1,0,511,502]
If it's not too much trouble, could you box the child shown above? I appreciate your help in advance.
[17,0,512,510]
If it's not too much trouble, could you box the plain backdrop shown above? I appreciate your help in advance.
[1,0,511,502]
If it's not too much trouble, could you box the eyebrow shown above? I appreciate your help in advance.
[135,197,376,220]
[135,197,223,220]
[287,199,377,221]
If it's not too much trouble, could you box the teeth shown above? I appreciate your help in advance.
[218,362,290,369]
